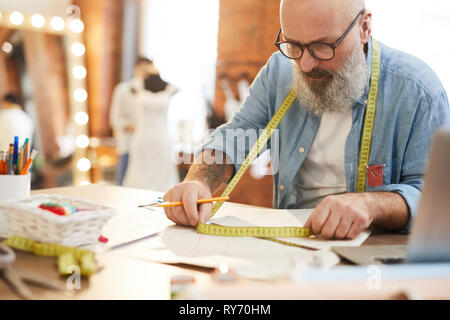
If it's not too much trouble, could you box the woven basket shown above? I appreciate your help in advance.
[0,194,116,247]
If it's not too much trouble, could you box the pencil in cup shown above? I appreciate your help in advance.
[0,151,4,175]
[20,149,38,175]
[8,144,14,175]
[152,197,230,208]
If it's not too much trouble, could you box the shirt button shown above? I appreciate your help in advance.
[364,99,368,104]
[279,185,285,190]
[298,147,305,153]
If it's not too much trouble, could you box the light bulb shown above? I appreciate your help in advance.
[31,14,45,28]
[77,158,91,172]
[69,19,84,33]
[74,112,89,125]
[50,16,65,31]
[2,42,13,54]
[76,135,90,148]
[10,11,24,26]
[73,88,87,102]
[72,65,87,79]
[71,42,85,56]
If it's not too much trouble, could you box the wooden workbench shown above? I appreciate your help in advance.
[1,184,448,300]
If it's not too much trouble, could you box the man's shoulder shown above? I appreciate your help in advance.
[379,41,445,98]
[260,51,293,92]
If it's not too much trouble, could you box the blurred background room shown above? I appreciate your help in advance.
[0,0,448,208]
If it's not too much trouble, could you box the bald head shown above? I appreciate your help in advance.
[279,0,370,76]
[280,0,365,43]
[281,0,365,23]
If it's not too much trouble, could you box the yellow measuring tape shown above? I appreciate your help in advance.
[197,38,381,239]
[196,89,311,238]
[357,38,381,192]
[3,235,98,277]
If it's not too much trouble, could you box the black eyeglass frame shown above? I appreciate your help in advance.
[275,9,366,61]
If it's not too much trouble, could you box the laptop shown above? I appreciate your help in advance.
[333,128,450,265]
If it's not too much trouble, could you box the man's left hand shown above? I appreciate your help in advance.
[304,193,374,240]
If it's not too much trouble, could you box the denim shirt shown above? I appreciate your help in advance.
[200,38,450,231]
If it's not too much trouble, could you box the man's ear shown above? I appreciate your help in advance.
[360,10,372,44]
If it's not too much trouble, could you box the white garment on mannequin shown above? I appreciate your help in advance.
[123,85,178,192]
[109,78,143,155]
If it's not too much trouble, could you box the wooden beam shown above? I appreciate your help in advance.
[22,31,70,161]
[0,27,20,103]
[214,0,280,122]
[73,0,124,138]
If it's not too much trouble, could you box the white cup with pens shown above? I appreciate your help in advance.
[0,136,36,236]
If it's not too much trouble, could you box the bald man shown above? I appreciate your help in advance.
[162,0,450,239]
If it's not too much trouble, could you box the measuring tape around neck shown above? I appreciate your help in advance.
[197,38,381,239]
[356,38,381,193]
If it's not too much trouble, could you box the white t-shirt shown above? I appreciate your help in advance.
[0,108,34,152]
[294,109,353,208]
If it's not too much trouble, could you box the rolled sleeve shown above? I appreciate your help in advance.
[383,183,422,233]
[383,90,450,232]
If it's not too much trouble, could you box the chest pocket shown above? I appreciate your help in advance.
[365,160,393,192]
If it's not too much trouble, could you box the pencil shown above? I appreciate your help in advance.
[8,144,14,175]
[20,149,37,175]
[4,154,8,175]
[17,147,22,174]
[150,197,230,208]
[22,138,29,166]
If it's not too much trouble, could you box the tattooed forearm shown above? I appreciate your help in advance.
[184,150,235,193]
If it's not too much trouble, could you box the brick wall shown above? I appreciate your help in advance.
[213,0,281,208]
[214,0,281,121]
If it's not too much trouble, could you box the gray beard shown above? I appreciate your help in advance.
[291,44,369,114]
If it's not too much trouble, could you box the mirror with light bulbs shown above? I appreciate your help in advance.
[0,5,90,188]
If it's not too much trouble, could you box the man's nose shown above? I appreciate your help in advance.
[297,49,320,73]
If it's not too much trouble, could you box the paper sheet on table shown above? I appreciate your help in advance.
[209,202,371,250]
[101,204,171,247]
[117,201,368,280]
[126,224,341,280]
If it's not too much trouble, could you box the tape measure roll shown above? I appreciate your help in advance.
[3,235,98,276]
[197,38,381,239]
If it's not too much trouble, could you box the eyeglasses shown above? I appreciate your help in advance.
[275,9,365,61]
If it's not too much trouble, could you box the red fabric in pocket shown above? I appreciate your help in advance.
[367,165,384,187]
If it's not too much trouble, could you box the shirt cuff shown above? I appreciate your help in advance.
[382,183,422,233]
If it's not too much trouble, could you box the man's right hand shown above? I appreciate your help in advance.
[163,181,213,227]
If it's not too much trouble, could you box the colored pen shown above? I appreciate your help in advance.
[13,136,18,169]
[8,144,14,175]
[147,197,230,208]
[20,149,38,175]
[0,151,4,175]
[22,138,29,166]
